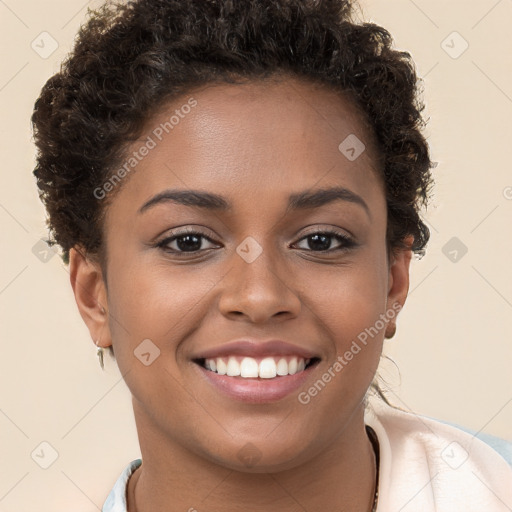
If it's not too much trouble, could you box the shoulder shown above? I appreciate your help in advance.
[433,417,512,467]
[365,400,512,511]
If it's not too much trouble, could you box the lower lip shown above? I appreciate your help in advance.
[194,362,319,403]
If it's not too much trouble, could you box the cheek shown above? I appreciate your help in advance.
[290,261,387,445]
[329,271,387,341]
[104,261,213,416]
[105,253,229,402]
[307,251,388,336]
[308,254,388,389]
[107,260,216,347]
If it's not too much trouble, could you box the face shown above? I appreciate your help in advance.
[71,76,411,472]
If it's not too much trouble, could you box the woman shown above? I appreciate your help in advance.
[31,0,512,510]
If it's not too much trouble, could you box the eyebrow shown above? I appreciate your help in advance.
[138,186,371,219]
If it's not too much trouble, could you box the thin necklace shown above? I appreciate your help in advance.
[367,425,380,512]
[128,431,380,512]
[128,464,140,512]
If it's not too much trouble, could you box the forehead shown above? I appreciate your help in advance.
[106,76,384,217]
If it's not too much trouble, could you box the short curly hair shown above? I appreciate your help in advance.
[32,0,434,267]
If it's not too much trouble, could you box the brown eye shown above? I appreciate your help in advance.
[157,229,219,255]
[294,230,356,253]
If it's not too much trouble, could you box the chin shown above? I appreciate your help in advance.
[195,434,316,474]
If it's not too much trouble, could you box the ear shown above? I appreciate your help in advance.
[384,235,413,339]
[69,246,111,349]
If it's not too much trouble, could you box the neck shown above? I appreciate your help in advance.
[127,401,377,512]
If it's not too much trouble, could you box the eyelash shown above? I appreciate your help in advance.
[155,227,356,256]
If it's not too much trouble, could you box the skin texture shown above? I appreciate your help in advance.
[69,76,412,512]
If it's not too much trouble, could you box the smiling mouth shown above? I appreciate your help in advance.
[194,355,321,379]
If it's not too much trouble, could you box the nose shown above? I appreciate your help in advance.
[218,240,302,324]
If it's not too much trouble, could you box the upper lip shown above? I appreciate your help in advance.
[191,339,320,360]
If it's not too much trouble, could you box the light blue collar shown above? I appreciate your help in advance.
[102,459,142,512]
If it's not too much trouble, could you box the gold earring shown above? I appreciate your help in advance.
[95,305,107,369]
[95,339,105,370]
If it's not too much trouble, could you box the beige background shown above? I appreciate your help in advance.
[1,0,511,510]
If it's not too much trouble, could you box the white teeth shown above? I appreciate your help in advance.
[216,358,227,375]
[240,357,259,378]
[203,356,313,378]
[276,358,288,376]
[226,356,241,376]
[259,357,277,378]
[288,357,298,375]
